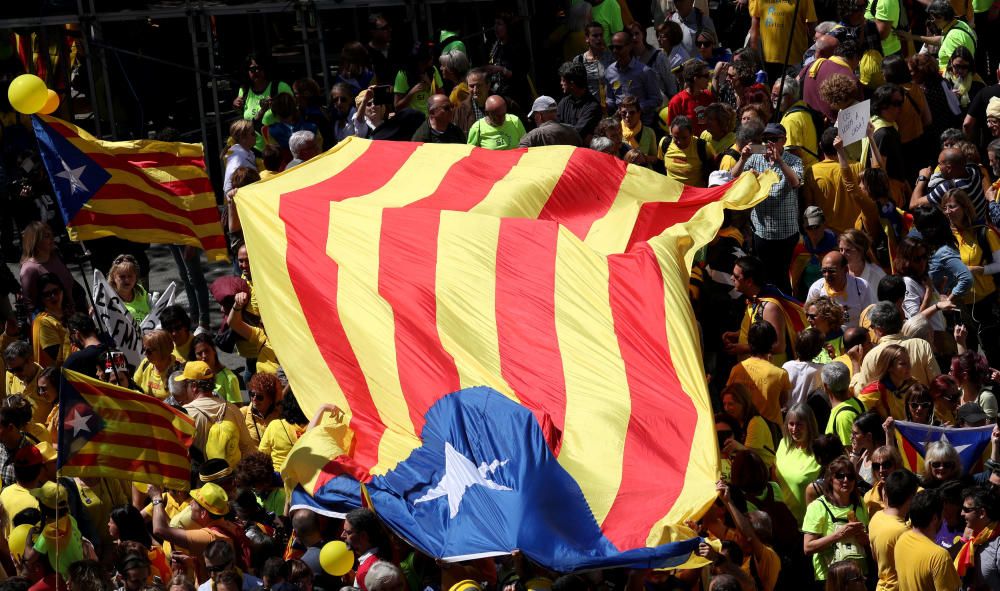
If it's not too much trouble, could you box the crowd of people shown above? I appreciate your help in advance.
[3,0,1000,589]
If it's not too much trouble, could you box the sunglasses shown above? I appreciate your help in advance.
[834,472,856,481]
[872,460,895,471]
[930,461,955,469]
[806,313,818,320]
[909,401,932,409]
[609,44,626,50]
[805,224,821,231]
[249,391,267,400]
[696,40,714,47]
[960,505,980,513]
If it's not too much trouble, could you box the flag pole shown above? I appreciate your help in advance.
[773,0,803,120]
[72,240,114,347]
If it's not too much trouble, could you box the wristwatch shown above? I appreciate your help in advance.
[917,175,929,182]
[151,497,164,506]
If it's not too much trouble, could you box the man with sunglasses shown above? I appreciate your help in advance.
[199,539,262,591]
[604,32,660,127]
[807,250,874,329]
[954,486,1000,590]
[3,341,44,423]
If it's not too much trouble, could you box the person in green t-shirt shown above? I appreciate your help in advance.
[899,0,977,73]
[582,0,624,46]
[393,43,444,116]
[823,361,866,446]
[802,456,871,583]
[233,54,292,151]
[866,0,902,56]
[467,95,526,150]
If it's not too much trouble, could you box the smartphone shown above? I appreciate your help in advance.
[112,351,127,373]
[371,85,393,106]
[749,143,767,155]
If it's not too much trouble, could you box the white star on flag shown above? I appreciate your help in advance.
[415,442,512,518]
[940,432,971,456]
[66,409,92,436]
[56,158,89,194]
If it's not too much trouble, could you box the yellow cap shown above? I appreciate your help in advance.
[449,581,483,591]
[174,360,215,382]
[36,441,57,463]
[190,482,229,516]
[30,481,68,510]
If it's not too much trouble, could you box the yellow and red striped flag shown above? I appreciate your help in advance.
[57,368,196,490]
[31,115,228,261]
[237,138,775,569]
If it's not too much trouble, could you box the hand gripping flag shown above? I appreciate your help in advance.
[31,115,228,261]
[57,368,196,490]
[893,420,995,475]
[235,138,776,571]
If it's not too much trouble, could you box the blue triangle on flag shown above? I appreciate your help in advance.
[31,116,112,226]
[56,372,107,468]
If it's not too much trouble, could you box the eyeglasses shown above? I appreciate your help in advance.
[872,460,895,471]
[206,560,233,574]
[960,505,980,513]
[41,289,61,299]
[909,401,932,409]
[696,40,714,47]
[833,472,856,481]
[609,44,625,50]
[806,313,818,320]
[930,461,955,469]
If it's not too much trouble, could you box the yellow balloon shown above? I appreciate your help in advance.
[8,74,48,115]
[38,89,60,115]
[319,540,355,576]
[10,523,34,561]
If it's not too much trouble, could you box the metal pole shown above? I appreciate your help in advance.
[201,11,225,155]
[93,17,118,137]
[313,2,331,98]
[773,0,802,120]
[76,0,102,136]
[187,7,211,170]
[297,1,313,80]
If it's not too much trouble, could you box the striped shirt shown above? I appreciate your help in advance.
[927,164,988,222]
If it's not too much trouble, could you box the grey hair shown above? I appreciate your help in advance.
[365,561,405,591]
[815,21,838,35]
[590,136,614,154]
[868,301,903,334]
[779,76,800,100]
[902,314,932,343]
[289,130,316,158]
[3,340,31,362]
[168,370,186,396]
[439,49,470,79]
[821,361,851,394]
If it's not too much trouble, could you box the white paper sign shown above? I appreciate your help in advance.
[92,270,144,367]
[836,99,870,146]
[139,282,177,334]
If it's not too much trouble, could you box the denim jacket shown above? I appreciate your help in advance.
[929,244,972,299]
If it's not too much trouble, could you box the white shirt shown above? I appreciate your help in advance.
[853,262,886,302]
[902,276,946,331]
[782,360,823,406]
[806,274,875,329]
[223,144,257,195]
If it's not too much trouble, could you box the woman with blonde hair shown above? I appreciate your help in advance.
[19,221,81,312]
[775,402,821,523]
[223,119,257,197]
[839,229,885,301]
[858,344,914,420]
[108,254,150,325]
[920,439,965,489]
[132,329,180,400]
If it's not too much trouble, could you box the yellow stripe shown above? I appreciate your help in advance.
[327,203,419,475]
[234,138,372,420]
[436,211,518,401]
[79,199,222,235]
[469,146,575,218]
[551,227,630,525]
[103,419,193,445]
[78,439,191,470]
[98,138,205,157]
[584,165,684,255]
[96,167,217,208]
[60,465,189,491]
[345,143,474,208]
[78,390,190,422]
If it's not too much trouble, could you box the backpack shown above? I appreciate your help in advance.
[197,403,242,469]
[782,104,824,159]
[659,135,714,185]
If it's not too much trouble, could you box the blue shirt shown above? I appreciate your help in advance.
[604,58,661,125]
[744,152,805,240]
[929,244,973,299]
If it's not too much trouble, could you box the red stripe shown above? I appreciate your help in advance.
[70,210,227,251]
[407,148,524,212]
[625,183,732,250]
[899,435,920,471]
[601,244,697,547]
[86,152,213,197]
[66,453,190,480]
[45,119,207,168]
[89,431,190,457]
[494,218,565,453]
[280,141,421,472]
[378,208,461,436]
[536,149,628,240]
[93,184,220,226]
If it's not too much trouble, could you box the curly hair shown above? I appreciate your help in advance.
[907,53,941,84]
[682,60,709,87]
[819,73,858,108]
[729,59,756,88]
[806,295,845,329]
[247,372,282,405]
[235,451,276,488]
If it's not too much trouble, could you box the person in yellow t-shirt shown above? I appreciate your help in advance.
[868,469,919,591]
[774,80,819,169]
[30,275,71,369]
[3,341,51,425]
[258,390,308,471]
[659,115,715,187]
[229,292,279,375]
[727,321,792,425]
[749,0,818,79]
[894,490,961,590]
[159,305,195,362]
[133,329,181,401]
[700,102,736,157]
[0,445,44,538]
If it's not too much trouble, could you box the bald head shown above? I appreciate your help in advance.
[816,34,838,59]
[939,147,966,179]
[843,326,870,349]
[822,251,848,289]
[485,95,507,125]
[427,94,454,130]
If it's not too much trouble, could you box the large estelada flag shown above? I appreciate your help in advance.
[894,420,994,475]
[31,115,229,261]
[236,137,775,571]
[57,368,196,490]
